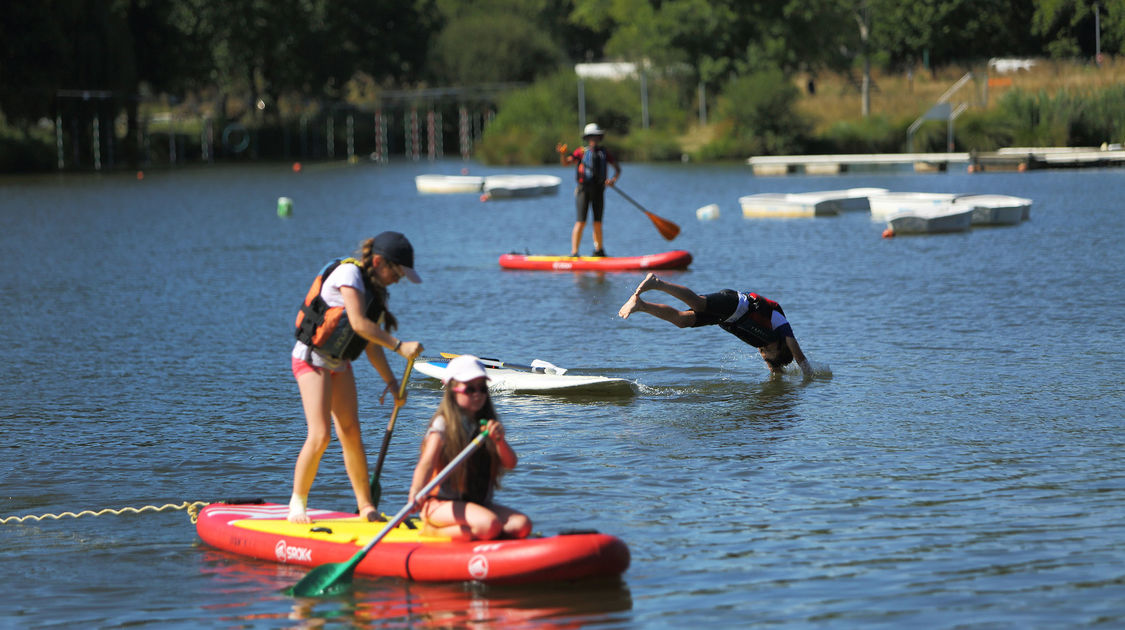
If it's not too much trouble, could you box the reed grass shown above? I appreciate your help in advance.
[795,58,1125,136]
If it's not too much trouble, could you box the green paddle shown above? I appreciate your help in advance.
[370,357,415,511]
[287,424,490,597]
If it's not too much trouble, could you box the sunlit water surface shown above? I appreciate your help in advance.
[1,161,1123,628]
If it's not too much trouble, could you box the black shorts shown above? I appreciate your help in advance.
[690,289,739,327]
[575,184,605,222]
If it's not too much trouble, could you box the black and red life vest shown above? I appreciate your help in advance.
[575,146,611,185]
[294,258,383,361]
[718,292,786,348]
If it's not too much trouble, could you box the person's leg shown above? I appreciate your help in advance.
[591,188,606,254]
[631,273,707,310]
[291,367,334,523]
[329,369,376,520]
[592,221,604,254]
[421,499,503,541]
[572,186,590,256]
[488,502,532,539]
[570,221,585,257]
[617,293,698,326]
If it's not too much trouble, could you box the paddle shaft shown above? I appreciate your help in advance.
[339,428,490,576]
[435,353,563,374]
[611,186,680,240]
[371,357,414,507]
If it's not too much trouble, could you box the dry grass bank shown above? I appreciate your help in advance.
[794,57,1125,133]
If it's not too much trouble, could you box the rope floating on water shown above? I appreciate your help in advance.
[0,500,211,525]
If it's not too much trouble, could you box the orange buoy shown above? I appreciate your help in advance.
[882,227,895,238]
[136,170,144,180]
[967,164,976,173]
[461,167,469,175]
[1017,162,1027,172]
[292,162,302,173]
[480,193,491,202]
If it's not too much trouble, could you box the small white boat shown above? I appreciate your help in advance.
[482,174,562,199]
[886,203,974,234]
[739,193,840,218]
[414,356,634,394]
[415,174,485,194]
[868,192,962,221]
[805,187,890,211]
[953,194,1032,225]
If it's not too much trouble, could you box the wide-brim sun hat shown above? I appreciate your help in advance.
[371,231,422,283]
[582,122,606,138]
[443,355,490,385]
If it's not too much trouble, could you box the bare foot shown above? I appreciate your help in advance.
[618,293,644,319]
[633,272,660,295]
[359,505,379,522]
[287,510,311,524]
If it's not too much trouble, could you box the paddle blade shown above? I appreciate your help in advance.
[646,211,680,240]
[285,561,355,598]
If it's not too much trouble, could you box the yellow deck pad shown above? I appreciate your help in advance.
[232,515,452,546]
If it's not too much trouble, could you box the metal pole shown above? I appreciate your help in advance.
[640,70,649,129]
[577,77,586,131]
[93,115,102,170]
[346,113,355,161]
[698,81,707,126]
[56,114,64,170]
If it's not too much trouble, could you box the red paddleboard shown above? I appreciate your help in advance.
[499,250,692,271]
[196,502,629,584]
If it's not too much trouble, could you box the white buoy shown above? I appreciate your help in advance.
[277,196,293,217]
[696,204,720,221]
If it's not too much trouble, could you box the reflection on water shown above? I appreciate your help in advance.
[199,550,632,628]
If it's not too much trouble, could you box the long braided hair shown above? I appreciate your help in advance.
[358,237,397,332]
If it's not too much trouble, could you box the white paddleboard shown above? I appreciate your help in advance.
[415,359,634,394]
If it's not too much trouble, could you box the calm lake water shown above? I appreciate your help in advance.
[1,159,1123,628]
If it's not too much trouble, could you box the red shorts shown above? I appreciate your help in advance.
[291,356,352,379]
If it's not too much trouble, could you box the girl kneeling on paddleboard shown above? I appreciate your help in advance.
[408,355,531,540]
[289,232,424,524]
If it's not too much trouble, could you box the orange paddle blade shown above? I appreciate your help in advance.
[645,211,680,240]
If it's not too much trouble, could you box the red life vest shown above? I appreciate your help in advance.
[294,258,382,361]
[718,292,786,347]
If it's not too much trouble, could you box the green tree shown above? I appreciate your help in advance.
[429,13,567,84]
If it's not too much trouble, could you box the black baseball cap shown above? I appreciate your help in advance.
[371,231,421,283]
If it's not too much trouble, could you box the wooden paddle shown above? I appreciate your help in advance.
[287,424,490,597]
[612,186,680,240]
[369,356,415,511]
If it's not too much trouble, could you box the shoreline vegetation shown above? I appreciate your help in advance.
[4,58,1124,173]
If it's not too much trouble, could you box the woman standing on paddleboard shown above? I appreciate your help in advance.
[557,123,621,258]
[288,231,424,524]
[618,273,813,379]
[408,355,531,540]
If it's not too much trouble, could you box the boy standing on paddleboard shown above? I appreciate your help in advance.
[618,273,813,378]
[557,123,621,258]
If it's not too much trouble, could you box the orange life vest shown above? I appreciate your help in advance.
[294,258,382,361]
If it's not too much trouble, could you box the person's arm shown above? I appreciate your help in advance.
[408,431,443,510]
[607,154,621,186]
[785,336,812,378]
[557,143,575,165]
[485,419,517,470]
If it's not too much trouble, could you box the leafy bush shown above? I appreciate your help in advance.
[716,69,810,155]
[615,127,682,162]
[816,116,904,153]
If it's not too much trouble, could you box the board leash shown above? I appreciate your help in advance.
[0,500,212,525]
